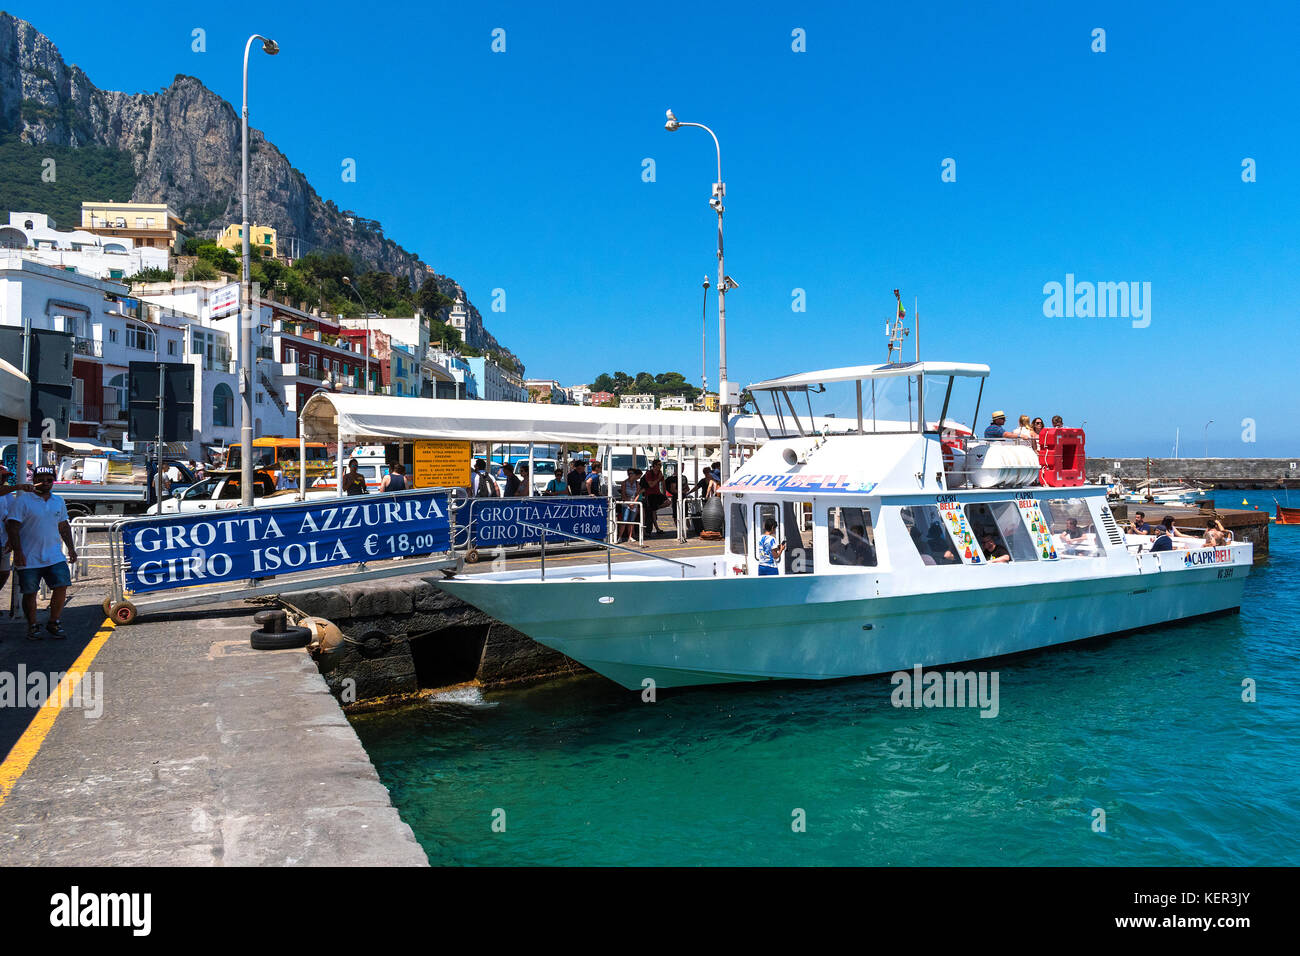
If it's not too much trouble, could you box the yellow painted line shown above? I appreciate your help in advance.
[0,617,115,808]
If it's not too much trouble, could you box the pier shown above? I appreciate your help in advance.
[1088,457,1299,489]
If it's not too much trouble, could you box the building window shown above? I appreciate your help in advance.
[212,383,234,427]
[125,324,155,351]
[255,391,264,405]
[109,373,127,410]
[109,329,118,344]
[167,340,177,356]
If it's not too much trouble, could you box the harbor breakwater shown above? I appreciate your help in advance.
[288,575,587,707]
[1088,457,1299,488]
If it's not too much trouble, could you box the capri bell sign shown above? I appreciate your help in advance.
[120,491,452,594]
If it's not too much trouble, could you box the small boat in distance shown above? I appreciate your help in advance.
[1275,501,1300,525]
[434,358,1253,690]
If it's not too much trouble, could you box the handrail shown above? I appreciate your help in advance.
[516,520,691,580]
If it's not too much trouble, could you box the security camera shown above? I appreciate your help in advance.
[709,197,723,212]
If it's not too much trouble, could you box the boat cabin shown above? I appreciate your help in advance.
[722,361,1116,576]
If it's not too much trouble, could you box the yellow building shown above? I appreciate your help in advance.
[700,392,719,412]
[216,223,278,258]
[81,201,185,254]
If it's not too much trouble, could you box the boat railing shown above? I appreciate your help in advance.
[517,520,692,581]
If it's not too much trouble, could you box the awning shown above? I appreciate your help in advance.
[748,361,990,391]
[300,393,770,446]
[50,438,120,456]
[0,356,29,421]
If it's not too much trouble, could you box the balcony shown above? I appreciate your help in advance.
[256,345,274,361]
[280,362,325,381]
[74,336,102,357]
[103,401,127,422]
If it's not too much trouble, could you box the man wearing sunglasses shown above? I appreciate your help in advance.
[5,465,77,640]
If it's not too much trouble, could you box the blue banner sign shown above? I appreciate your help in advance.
[121,491,451,594]
[470,497,608,546]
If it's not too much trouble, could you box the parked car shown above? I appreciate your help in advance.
[148,474,340,514]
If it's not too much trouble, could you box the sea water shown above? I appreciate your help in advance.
[351,492,1300,865]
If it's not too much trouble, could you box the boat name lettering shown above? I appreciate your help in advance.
[1184,547,1231,567]
[935,494,957,504]
[722,474,878,494]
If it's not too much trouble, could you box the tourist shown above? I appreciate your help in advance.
[500,462,522,497]
[471,459,499,498]
[381,463,407,493]
[342,458,368,496]
[5,465,76,640]
[0,463,32,596]
[565,460,587,496]
[1061,518,1088,546]
[1203,522,1228,547]
[616,468,642,542]
[1007,415,1035,442]
[1051,415,1064,428]
[543,464,566,496]
[515,463,530,496]
[641,460,666,535]
[1161,515,1195,538]
[983,411,1007,439]
[1149,524,1174,552]
[757,518,785,576]
[1129,511,1150,534]
[980,532,1012,564]
[585,460,604,496]
[1030,417,1046,449]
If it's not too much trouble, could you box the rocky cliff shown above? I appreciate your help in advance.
[0,12,505,355]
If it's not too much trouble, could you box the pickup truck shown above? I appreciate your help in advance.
[148,474,340,514]
[56,458,198,518]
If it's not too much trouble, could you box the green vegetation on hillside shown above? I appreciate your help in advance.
[591,371,702,403]
[0,133,135,226]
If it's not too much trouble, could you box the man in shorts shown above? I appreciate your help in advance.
[0,462,33,595]
[5,465,77,640]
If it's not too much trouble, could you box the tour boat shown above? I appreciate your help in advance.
[434,360,1253,690]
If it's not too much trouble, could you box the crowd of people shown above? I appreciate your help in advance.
[983,411,1067,450]
[1124,510,1233,551]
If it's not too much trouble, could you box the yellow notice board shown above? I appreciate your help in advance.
[413,440,472,488]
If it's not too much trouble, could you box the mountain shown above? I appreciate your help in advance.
[0,12,509,357]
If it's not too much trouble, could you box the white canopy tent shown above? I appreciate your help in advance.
[0,356,29,422]
[300,393,769,447]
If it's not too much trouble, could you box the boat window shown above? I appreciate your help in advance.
[1044,498,1105,557]
[963,502,1036,562]
[901,505,961,565]
[784,500,814,574]
[753,503,779,564]
[728,503,749,556]
[827,507,877,567]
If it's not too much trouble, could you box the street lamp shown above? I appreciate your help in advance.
[1204,419,1214,458]
[700,274,710,406]
[666,108,737,480]
[239,32,278,507]
[341,276,372,395]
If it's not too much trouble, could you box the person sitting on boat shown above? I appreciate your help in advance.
[1149,525,1174,552]
[757,518,786,576]
[979,532,1011,564]
[923,522,960,564]
[1129,511,1150,534]
[983,411,1008,438]
[1203,522,1228,547]
[1051,415,1064,428]
[847,523,875,565]
[1160,515,1196,539]
[1006,415,1035,443]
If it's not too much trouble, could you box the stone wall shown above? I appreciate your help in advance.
[288,575,587,705]
[1088,458,1299,488]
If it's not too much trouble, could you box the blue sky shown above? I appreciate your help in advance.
[13,1,1299,455]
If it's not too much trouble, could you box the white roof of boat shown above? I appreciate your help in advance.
[748,361,990,391]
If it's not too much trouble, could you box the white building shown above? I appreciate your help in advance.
[659,394,689,411]
[568,384,592,405]
[0,257,234,454]
[620,393,655,411]
[466,356,526,402]
[0,212,169,281]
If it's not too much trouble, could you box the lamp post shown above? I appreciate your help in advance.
[239,33,278,507]
[1204,419,1214,458]
[341,276,372,395]
[665,109,737,480]
[700,274,710,407]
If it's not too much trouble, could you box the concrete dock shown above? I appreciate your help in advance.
[0,594,427,866]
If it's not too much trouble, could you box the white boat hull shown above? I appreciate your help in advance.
[436,554,1250,689]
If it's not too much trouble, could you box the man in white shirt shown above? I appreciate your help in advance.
[5,465,77,640]
[0,462,31,595]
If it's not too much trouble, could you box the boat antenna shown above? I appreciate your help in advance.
[915,295,919,363]
[886,289,910,364]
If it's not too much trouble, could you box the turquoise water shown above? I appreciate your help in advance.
[352,493,1300,865]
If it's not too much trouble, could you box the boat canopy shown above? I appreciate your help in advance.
[747,361,989,392]
[300,392,770,446]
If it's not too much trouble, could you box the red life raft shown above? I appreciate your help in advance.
[1038,427,1086,486]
